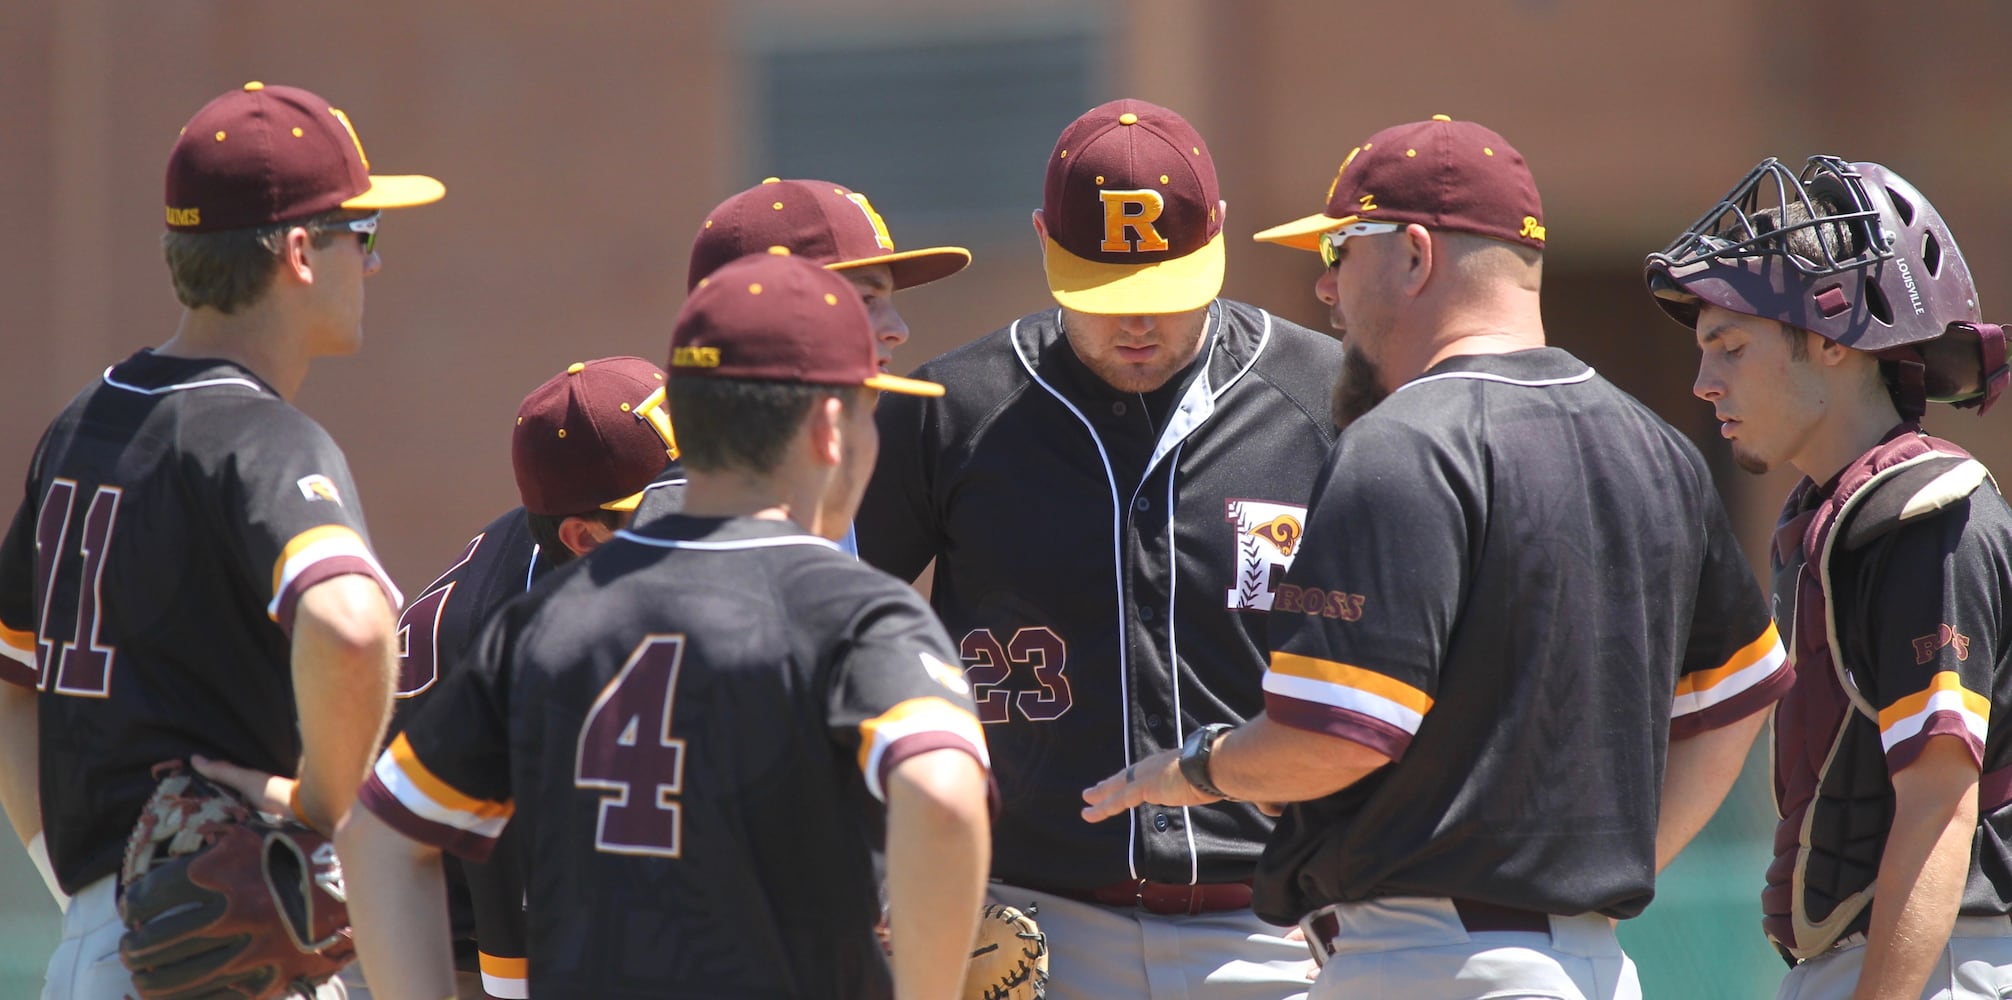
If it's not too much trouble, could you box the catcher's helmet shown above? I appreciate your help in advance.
[1645,156,2006,415]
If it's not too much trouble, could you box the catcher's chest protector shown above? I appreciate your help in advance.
[1764,429,1990,960]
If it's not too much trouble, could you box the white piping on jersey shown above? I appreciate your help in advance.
[1013,303,1273,884]
[523,545,541,593]
[1011,313,1136,879]
[0,638,32,670]
[1393,367,1596,395]
[101,368,267,396]
[610,531,841,552]
[1163,442,1201,884]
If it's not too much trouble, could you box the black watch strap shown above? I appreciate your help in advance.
[1179,723,1236,800]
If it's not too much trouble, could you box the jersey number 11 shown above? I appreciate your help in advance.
[31,480,122,698]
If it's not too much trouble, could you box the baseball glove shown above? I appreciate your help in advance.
[963,902,1047,1000]
[117,762,355,999]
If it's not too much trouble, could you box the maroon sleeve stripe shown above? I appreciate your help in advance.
[875,732,991,797]
[1669,659,1794,740]
[1266,693,1414,761]
[358,772,501,863]
[274,557,399,635]
[1885,714,1986,775]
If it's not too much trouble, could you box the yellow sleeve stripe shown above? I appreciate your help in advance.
[1268,651,1434,716]
[0,624,34,669]
[265,524,403,620]
[1672,623,1788,718]
[270,524,363,597]
[1878,670,1989,752]
[856,696,988,802]
[0,623,32,652]
[376,733,513,835]
[478,953,529,999]
[1676,622,1783,698]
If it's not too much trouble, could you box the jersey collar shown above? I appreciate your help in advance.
[614,513,840,551]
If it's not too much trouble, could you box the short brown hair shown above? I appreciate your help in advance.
[667,378,862,475]
[161,212,345,314]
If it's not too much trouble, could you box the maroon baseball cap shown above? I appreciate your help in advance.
[512,357,679,516]
[1255,115,1545,253]
[673,254,943,396]
[1041,99,1224,315]
[164,81,444,233]
[688,178,970,291]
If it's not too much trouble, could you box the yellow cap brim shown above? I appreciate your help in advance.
[830,246,973,290]
[342,173,446,211]
[1043,231,1224,315]
[599,488,646,513]
[1252,212,1360,252]
[864,372,946,397]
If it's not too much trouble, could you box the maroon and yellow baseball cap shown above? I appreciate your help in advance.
[164,81,444,233]
[1041,99,1223,315]
[512,357,679,516]
[687,178,970,292]
[1254,115,1545,253]
[673,254,944,396]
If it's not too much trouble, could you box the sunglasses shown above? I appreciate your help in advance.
[317,213,381,255]
[1319,221,1402,268]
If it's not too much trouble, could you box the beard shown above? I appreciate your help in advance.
[1331,347,1389,432]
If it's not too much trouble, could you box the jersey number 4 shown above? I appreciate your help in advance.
[32,480,122,697]
[575,634,689,857]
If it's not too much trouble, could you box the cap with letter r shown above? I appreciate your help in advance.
[1040,99,1224,315]
[164,81,444,232]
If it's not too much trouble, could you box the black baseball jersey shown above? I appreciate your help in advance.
[393,507,540,998]
[1832,487,2012,916]
[0,351,401,894]
[1253,348,1791,925]
[857,300,1341,889]
[1762,433,2012,954]
[389,467,687,998]
[358,514,990,1000]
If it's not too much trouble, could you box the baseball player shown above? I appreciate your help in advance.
[379,357,681,1000]
[338,252,994,1000]
[855,98,1341,999]
[1082,116,1791,1000]
[1646,156,2012,999]
[639,177,974,540]
[374,178,968,998]
[0,82,440,998]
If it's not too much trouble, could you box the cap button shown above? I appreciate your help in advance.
[243,81,265,92]
[1430,113,1451,121]
[1118,112,1139,125]
[566,362,586,375]
[761,177,781,184]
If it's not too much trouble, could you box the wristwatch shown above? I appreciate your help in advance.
[1178,723,1237,801]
